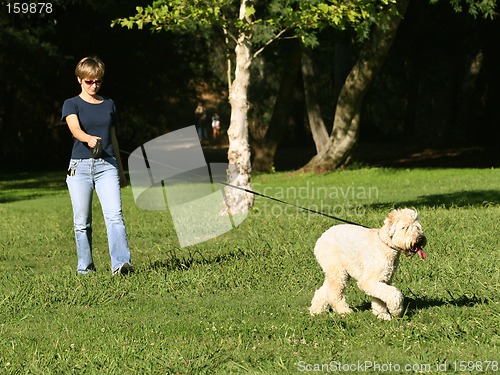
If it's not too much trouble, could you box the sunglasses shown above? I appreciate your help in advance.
[83,79,102,86]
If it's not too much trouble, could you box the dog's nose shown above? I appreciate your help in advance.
[416,235,427,247]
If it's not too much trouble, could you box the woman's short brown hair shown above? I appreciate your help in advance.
[75,56,105,79]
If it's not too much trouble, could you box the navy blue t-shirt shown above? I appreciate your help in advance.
[61,95,118,159]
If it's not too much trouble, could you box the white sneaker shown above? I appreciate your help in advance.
[113,263,133,275]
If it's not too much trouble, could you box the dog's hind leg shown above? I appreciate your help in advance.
[357,281,404,320]
[309,281,329,315]
[326,270,352,315]
[310,270,352,316]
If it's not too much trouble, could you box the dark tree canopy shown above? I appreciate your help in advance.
[0,0,498,170]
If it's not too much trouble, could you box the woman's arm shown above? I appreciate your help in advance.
[66,114,101,148]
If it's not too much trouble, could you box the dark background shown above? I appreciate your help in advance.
[0,0,499,171]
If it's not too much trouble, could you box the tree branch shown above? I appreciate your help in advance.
[252,27,289,59]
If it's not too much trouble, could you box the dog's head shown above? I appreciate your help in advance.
[382,208,427,258]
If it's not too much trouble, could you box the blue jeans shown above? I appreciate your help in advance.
[66,158,131,274]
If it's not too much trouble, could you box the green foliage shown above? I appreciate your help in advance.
[292,0,399,44]
[111,0,498,79]
[112,0,232,32]
[1,168,499,372]
[112,0,398,49]
[429,0,498,18]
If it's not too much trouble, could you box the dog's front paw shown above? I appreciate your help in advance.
[309,304,328,316]
[374,311,392,321]
[386,292,404,318]
[389,306,404,318]
[335,306,353,316]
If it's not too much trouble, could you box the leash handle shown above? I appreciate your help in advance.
[220,181,368,228]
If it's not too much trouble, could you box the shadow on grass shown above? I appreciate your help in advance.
[404,292,489,317]
[355,292,489,318]
[0,171,66,203]
[369,189,500,211]
[0,189,66,203]
[145,248,252,272]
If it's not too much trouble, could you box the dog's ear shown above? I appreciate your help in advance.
[384,209,399,237]
[410,208,419,221]
[401,207,419,223]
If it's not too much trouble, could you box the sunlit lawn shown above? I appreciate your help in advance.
[0,167,499,373]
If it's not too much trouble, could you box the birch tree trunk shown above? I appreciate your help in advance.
[302,0,410,172]
[225,0,254,214]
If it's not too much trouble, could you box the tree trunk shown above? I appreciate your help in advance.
[252,39,302,172]
[302,0,410,173]
[225,1,254,214]
[301,45,329,154]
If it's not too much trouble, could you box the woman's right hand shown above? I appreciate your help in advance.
[87,135,102,148]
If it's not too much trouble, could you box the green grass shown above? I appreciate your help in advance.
[0,168,499,374]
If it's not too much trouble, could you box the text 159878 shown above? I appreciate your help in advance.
[6,3,53,14]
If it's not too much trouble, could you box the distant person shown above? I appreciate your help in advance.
[61,56,132,275]
[195,102,207,141]
[211,113,221,143]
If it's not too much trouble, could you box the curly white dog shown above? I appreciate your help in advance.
[309,208,427,320]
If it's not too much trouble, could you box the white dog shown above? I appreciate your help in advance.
[309,208,427,320]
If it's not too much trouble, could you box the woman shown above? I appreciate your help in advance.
[62,56,132,275]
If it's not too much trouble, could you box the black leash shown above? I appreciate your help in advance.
[123,147,367,227]
[220,182,369,228]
